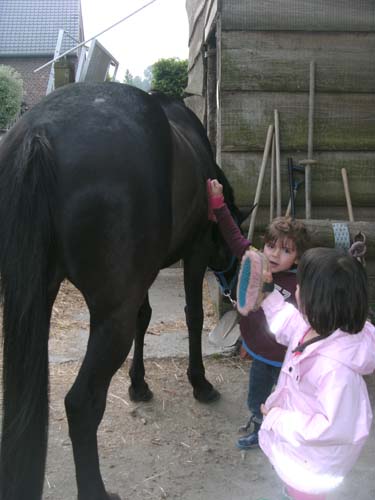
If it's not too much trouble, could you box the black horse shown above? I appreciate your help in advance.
[0,82,242,500]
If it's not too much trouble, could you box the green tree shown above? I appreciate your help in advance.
[151,58,188,99]
[123,69,134,85]
[123,66,152,92]
[0,65,24,129]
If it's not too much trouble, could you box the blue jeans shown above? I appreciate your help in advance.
[247,359,281,422]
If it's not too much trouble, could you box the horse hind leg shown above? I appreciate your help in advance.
[64,303,136,500]
[184,255,220,403]
[128,294,153,401]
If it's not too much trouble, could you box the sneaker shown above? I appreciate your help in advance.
[236,430,259,450]
[238,415,261,434]
[238,417,253,433]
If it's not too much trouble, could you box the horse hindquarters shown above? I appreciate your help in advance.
[0,131,58,500]
[63,238,162,499]
[59,117,172,498]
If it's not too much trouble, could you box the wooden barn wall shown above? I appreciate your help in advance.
[221,32,375,93]
[221,0,375,31]
[221,93,375,152]
[184,95,206,124]
[222,151,375,212]
[186,0,375,306]
[186,0,217,97]
[217,3,375,222]
[186,0,206,96]
[185,0,218,124]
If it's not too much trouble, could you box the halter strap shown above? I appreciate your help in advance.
[292,335,323,354]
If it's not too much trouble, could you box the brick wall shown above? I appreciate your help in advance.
[0,57,51,109]
[0,55,77,109]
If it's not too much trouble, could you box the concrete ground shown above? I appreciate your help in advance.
[140,268,232,359]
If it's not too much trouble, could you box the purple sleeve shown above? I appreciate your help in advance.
[213,204,250,259]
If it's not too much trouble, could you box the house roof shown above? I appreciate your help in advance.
[0,0,83,57]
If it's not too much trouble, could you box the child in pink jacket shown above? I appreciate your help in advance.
[258,246,375,499]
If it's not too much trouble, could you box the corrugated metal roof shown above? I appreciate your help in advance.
[0,0,82,56]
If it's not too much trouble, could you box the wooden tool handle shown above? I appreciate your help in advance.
[248,124,274,240]
[341,168,354,222]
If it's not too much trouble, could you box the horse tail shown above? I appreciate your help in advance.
[0,128,57,500]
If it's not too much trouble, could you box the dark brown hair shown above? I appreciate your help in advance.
[297,247,368,336]
[263,216,310,259]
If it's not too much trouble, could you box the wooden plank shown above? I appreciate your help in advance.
[215,15,222,167]
[365,261,375,277]
[184,95,206,125]
[221,31,375,93]
[206,41,217,155]
[364,260,375,307]
[186,0,206,41]
[221,92,375,152]
[221,0,375,31]
[204,0,218,41]
[187,0,217,69]
[221,151,375,208]
[298,220,375,259]
[186,53,205,96]
[187,11,205,71]
[241,206,375,230]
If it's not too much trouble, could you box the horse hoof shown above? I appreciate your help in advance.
[193,386,220,403]
[128,384,154,402]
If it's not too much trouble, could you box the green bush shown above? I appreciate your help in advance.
[0,65,24,129]
[151,58,188,99]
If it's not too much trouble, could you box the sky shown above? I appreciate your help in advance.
[80,0,189,81]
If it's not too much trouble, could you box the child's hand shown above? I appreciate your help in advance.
[207,179,225,220]
[260,404,268,416]
[210,179,223,197]
[261,404,280,417]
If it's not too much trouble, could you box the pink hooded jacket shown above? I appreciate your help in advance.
[259,290,375,495]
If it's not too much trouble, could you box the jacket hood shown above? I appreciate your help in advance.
[318,321,375,376]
